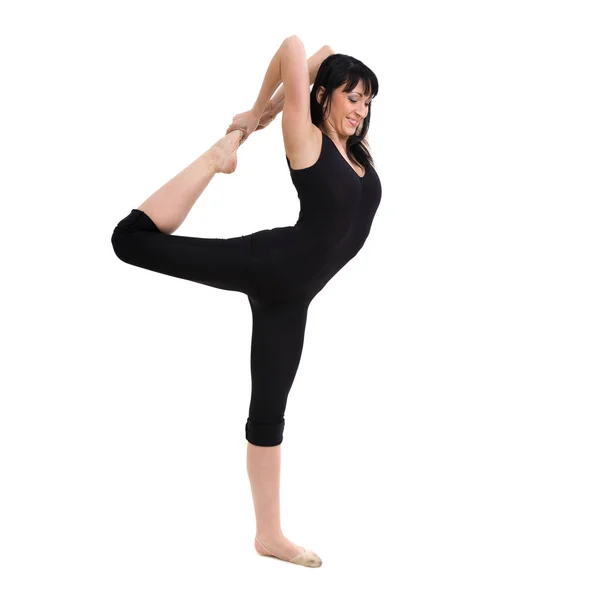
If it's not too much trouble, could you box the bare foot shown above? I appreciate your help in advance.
[254,533,306,561]
[210,130,243,174]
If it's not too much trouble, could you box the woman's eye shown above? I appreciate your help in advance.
[350,99,371,105]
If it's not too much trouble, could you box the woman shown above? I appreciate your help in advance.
[111,36,380,568]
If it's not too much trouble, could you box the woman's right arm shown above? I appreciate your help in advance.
[251,38,294,118]
[268,45,334,118]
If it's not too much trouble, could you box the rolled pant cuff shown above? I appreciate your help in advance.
[113,209,160,234]
[245,418,285,447]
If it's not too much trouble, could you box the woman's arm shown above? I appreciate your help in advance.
[268,45,334,118]
[251,38,293,118]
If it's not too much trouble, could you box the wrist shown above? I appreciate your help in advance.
[271,97,282,117]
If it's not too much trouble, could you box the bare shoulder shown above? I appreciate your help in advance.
[285,124,322,171]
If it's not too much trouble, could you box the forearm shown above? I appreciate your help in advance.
[269,45,334,117]
[251,38,290,118]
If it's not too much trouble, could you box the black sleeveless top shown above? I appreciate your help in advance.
[249,129,382,302]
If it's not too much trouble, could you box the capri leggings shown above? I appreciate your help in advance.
[111,208,312,447]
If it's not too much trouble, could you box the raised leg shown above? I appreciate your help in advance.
[136,130,243,234]
[111,208,256,295]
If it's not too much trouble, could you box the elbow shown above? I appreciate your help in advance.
[284,35,303,46]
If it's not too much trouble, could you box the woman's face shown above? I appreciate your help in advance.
[317,80,372,139]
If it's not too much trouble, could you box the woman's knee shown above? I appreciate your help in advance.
[111,209,159,263]
[113,209,158,235]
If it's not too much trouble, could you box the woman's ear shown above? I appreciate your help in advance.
[316,86,325,105]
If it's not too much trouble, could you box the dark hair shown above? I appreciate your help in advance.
[310,53,379,172]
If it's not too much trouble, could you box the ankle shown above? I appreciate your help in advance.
[202,148,219,175]
[256,529,284,543]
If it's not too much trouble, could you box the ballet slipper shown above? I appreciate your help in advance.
[255,535,322,568]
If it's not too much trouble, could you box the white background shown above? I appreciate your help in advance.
[1,0,598,598]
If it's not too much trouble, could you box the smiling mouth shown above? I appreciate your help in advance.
[348,118,359,127]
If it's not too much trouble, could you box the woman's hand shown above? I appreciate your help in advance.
[226,101,276,143]
[226,108,261,144]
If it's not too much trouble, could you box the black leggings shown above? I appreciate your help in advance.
[111,209,311,447]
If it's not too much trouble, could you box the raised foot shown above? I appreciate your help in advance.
[211,130,243,174]
[255,534,322,567]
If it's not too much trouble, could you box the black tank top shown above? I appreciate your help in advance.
[249,128,382,301]
[286,129,382,244]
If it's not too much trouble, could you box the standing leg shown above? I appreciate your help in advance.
[136,130,243,234]
[245,299,310,447]
[245,298,318,561]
